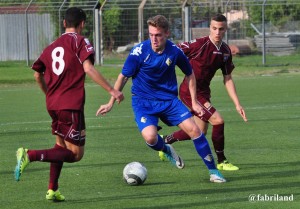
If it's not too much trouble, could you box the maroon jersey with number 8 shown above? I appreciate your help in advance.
[32,32,94,111]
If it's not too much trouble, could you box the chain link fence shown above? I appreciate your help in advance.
[1,0,300,66]
[0,0,99,65]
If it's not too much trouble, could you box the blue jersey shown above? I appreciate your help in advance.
[122,39,193,100]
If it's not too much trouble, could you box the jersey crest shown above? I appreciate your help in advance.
[223,53,230,62]
[165,58,172,66]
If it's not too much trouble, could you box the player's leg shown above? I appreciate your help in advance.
[140,123,184,169]
[45,138,84,201]
[162,96,210,144]
[133,98,184,169]
[15,110,85,201]
[14,136,77,182]
[46,161,64,201]
[178,118,226,183]
[208,110,239,171]
[208,110,225,163]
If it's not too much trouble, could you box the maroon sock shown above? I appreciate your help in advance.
[48,162,63,191]
[173,129,190,141]
[165,130,191,144]
[27,144,76,163]
[212,124,226,163]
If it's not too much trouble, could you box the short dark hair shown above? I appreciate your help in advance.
[211,14,227,22]
[64,7,86,28]
[147,15,169,32]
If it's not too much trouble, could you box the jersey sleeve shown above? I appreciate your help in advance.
[177,39,199,58]
[31,57,46,73]
[221,49,235,75]
[176,49,193,76]
[122,50,141,78]
[77,38,95,64]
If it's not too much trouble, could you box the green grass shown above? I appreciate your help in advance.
[0,60,300,209]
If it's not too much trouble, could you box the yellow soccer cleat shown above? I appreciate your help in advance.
[14,147,30,181]
[217,160,239,171]
[158,151,167,161]
[46,189,65,202]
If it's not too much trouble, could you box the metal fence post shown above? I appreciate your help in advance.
[99,1,107,66]
[58,0,67,36]
[182,0,191,42]
[262,0,267,65]
[25,0,33,66]
[95,8,100,65]
[225,0,231,44]
[138,0,147,43]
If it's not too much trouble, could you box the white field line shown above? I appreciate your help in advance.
[1,103,299,127]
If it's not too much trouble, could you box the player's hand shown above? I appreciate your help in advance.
[96,103,113,116]
[110,89,124,104]
[192,102,204,117]
[236,105,247,122]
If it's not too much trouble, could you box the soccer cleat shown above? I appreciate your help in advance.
[46,189,65,202]
[158,151,167,161]
[217,160,239,171]
[209,169,226,183]
[163,144,184,169]
[14,147,30,181]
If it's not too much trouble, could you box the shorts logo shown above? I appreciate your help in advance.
[140,117,147,123]
[69,129,80,140]
[180,111,189,118]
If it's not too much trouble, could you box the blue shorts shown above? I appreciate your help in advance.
[132,96,192,132]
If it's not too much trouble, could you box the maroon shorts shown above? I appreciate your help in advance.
[48,110,86,146]
[179,94,216,122]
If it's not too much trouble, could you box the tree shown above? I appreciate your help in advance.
[100,0,121,51]
[247,1,300,33]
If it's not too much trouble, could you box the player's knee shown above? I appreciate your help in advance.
[189,124,202,138]
[73,153,84,162]
[211,117,224,125]
[144,136,157,145]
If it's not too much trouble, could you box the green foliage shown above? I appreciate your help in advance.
[103,6,121,34]
[102,3,121,51]
[247,3,300,29]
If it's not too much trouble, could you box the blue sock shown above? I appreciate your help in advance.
[146,135,168,152]
[193,134,216,170]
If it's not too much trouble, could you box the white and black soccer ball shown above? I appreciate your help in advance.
[123,162,147,186]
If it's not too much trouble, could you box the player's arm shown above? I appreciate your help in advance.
[177,49,204,116]
[223,74,247,122]
[96,73,128,116]
[34,72,47,95]
[185,71,204,116]
[32,58,47,94]
[83,58,124,104]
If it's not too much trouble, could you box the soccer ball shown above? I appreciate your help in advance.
[123,162,147,186]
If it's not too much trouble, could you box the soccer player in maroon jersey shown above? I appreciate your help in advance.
[159,14,247,171]
[14,7,124,201]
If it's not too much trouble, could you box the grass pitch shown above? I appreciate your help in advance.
[0,60,299,209]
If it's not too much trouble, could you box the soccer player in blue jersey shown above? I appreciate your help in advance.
[97,15,226,182]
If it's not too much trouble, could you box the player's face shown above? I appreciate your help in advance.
[209,20,227,45]
[148,25,169,53]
